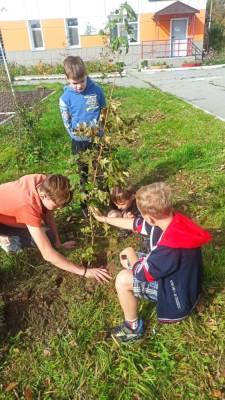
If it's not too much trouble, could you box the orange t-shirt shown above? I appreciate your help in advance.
[0,174,46,228]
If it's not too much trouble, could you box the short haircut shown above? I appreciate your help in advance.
[110,186,134,204]
[63,56,86,80]
[39,174,73,207]
[136,182,172,219]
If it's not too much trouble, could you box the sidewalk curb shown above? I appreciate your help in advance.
[136,64,225,73]
[14,71,127,82]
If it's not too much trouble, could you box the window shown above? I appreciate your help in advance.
[117,21,138,43]
[85,22,97,36]
[29,20,44,49]
[66,18,79,46]
[109,13,138,44]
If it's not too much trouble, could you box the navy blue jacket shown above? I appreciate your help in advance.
[133,213,212,322]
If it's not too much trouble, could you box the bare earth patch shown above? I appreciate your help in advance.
[0,88,54,123]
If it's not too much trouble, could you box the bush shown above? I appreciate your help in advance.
[203,48,225,65]
[209,21,225,52]
[141,60,148,68]
[9,60,119,78]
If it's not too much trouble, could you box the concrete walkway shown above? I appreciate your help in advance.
[14,65,225,122]
[104,66,225,122]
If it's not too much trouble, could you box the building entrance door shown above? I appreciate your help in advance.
[171,19,188,57]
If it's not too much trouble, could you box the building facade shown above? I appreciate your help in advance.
[0,0,206,66]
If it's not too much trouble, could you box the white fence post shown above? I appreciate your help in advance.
[0,39,16,99]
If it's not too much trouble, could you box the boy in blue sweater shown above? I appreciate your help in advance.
[59,56,106,156]
[91,182,212,342]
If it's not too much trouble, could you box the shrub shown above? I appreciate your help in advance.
[9,60,119,78]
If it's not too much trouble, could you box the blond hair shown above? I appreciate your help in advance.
[63,56,86,80]
[136,182,172,219]
[39,174,73,207]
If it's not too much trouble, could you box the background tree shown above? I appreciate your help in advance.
[205,0,225,52]
[106,1,137,55]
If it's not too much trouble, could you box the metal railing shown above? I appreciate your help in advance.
[191,41,203,60]
[141,38,202,60]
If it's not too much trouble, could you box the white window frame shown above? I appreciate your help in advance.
[65,18,80,48]
[27,20,45,51]
[116,17,139,45]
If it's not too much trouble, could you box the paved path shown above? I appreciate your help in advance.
[15,65,225,121]
[104,66,225,121]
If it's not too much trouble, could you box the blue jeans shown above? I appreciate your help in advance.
[71,140,92,155]
[0,224,55,249]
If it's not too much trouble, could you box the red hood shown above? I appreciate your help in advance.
[158,212,212,249]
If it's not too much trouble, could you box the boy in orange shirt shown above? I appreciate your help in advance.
[0,174,110,282]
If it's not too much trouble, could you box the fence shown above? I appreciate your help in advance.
[141,38,202,60]
[0,36,55,126]
[0,34,16,125]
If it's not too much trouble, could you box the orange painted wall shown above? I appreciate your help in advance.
[1,19,107,51]
[80,35,106,48]
[42,19,66,48]
[1,21,30,51]
[140,10,205,42]
[0,11,205,52]
[193,9,205,39]
[140,14,158,41]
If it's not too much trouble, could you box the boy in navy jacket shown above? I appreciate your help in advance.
[91,182,212,342]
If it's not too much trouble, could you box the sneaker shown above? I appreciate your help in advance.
[111,319,144,342]
[0,235,22,254]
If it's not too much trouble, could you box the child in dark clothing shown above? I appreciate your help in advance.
[91,182,212,342]
[107,186,139,218]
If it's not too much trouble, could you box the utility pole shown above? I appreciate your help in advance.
[208,0,213,31]
[206,0,213,52]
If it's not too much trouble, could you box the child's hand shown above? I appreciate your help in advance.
[61,240,76,249]
[89,206,106,223]
[122,211,134,218]
[120,247,138,269]
[120,253,129,269]
[85,267,112,283]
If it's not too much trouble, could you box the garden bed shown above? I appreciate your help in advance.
[0,88,53,124]
[182,62,202,67]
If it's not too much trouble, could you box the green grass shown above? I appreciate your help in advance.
[0,83,225,400]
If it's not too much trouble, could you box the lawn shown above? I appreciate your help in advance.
[0,82,225,400]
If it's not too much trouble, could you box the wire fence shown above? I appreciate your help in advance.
[0,38,55,126]
[0,32,16,125]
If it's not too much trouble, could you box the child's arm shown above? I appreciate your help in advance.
[44,210,61,247]
[133,247,181,283]
[59,97,74,139]
[120,247,155,283]
[44,211,75,250]
[90,206,134,230]
[27,225,111,282]
[120,247,139,268]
